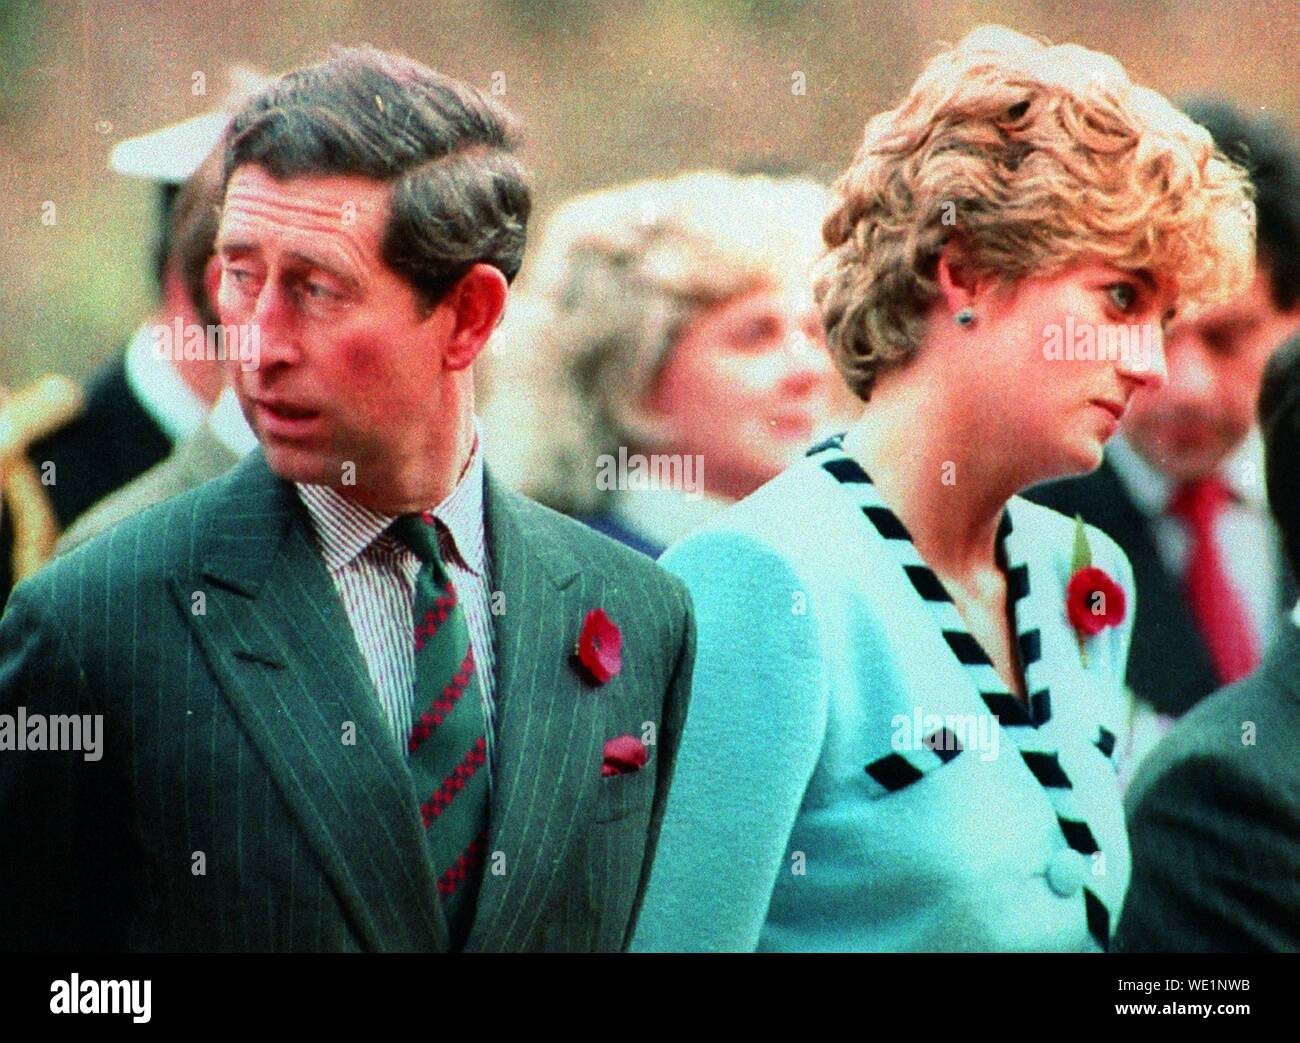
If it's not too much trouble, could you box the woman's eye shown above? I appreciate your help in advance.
[1106,283,1138,313]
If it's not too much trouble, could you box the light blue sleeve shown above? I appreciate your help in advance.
[631,529,828,952]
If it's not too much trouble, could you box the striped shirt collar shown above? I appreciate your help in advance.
[295,419,487,577]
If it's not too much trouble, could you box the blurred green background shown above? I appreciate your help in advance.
[2,0,1297,386]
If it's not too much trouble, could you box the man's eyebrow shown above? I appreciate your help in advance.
[217,238,257,256]
[285,250,362,291]
[215,242,362,292]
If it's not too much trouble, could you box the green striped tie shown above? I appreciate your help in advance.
[390,513,489,949]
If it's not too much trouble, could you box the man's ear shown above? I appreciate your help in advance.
[439,263,509,371]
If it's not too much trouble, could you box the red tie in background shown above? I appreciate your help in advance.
[1167,477,1260,685]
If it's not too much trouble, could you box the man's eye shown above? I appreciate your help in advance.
[304,282,340,302]
[225,268,257,292]
[1106,283,1138,313]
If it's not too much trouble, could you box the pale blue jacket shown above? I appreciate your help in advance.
[633,450,1135,952]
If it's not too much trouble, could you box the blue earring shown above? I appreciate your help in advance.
[955,308,975,327]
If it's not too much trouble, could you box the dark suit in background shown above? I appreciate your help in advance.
[1115,622,1300,951]
[0,353,169,609]
[1025,458,1293,716]
[0,450,694,952]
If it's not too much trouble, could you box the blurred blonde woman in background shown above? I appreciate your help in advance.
[483,171,850,557]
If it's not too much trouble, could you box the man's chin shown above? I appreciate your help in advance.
[261,443,340,487]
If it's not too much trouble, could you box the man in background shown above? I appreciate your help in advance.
[0,69,266,605]
[1116,332,1300,952]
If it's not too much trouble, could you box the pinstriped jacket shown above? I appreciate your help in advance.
[0,449,695,952]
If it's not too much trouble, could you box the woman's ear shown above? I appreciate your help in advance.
[935,242,982,315]
[439,263,509,371]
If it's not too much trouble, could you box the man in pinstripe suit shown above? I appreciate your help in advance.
[0,46,694,953]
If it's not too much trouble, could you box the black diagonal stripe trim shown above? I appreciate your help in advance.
[865,753,924,792]
[981,691,1031,726]
[1018,629,1042,666]
[904,565,951,603]
[1030,688,1052,726]
[1085,888,1110,951]
[1022,750,1072,789]
[863,506,910,540]
[807,432,847,456]
[1096,726,1117,758]
[1007,564,1030,602]
[997,510,1014,541]
[944,630,992,665]
[822,457,870,484]
[923,727,963,763]
[1058,816,1100,855]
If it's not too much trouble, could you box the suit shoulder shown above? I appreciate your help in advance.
[1010,495,1131,573]
[36,458,248,592]
[1128,667,1298,813]
[500,488,688,596]
[1021,462,1118,513]
[668,459,831,557]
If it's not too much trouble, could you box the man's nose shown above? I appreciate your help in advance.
[1158,329,1223,402]
[248,283,302,368]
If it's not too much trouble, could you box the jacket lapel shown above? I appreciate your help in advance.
[1071,462,1218,713]
[463,471,606,951]
[177,451,450,952]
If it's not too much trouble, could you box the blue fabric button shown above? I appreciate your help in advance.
[1046,849,1087,897]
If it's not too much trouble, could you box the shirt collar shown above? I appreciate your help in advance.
[1106,428,1267,517]
[296,418,487,577]
[124,321,208,444]
[207,385,259,457]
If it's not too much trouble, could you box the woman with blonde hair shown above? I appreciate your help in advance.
[633,26,1254,951]
[483,171,844,557]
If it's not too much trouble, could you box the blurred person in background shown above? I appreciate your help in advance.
[633,25,1254,952]
[0,68,268,607]
[1116,332,1300,953]
[1027,101,1300,779]
[54,145,260,554]
[483,171,844,558]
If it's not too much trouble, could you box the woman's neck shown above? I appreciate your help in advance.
[841,376,1016,583]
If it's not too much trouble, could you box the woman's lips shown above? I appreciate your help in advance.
[1090,398,1125,422]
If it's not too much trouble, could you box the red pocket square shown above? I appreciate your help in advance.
[601,734,648,777]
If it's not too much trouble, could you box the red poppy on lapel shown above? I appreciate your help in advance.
[575,608,622,684]
[601,734,647,776]
[1066,566,1127,637]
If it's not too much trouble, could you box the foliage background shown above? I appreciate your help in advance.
[2,0,1297,384]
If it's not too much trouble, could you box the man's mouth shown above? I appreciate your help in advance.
[258,399,319,420]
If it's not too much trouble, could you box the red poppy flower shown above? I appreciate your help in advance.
[1066,566,1127,637]
[576,608,622,684]
[601,734,647,776]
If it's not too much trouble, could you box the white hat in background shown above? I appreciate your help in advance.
[109,65,273,183]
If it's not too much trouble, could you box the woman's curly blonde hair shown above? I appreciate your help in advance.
[814,24,1256,402]
[484,171,829,515]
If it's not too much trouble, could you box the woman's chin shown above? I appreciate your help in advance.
[1023,441,1106,490]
